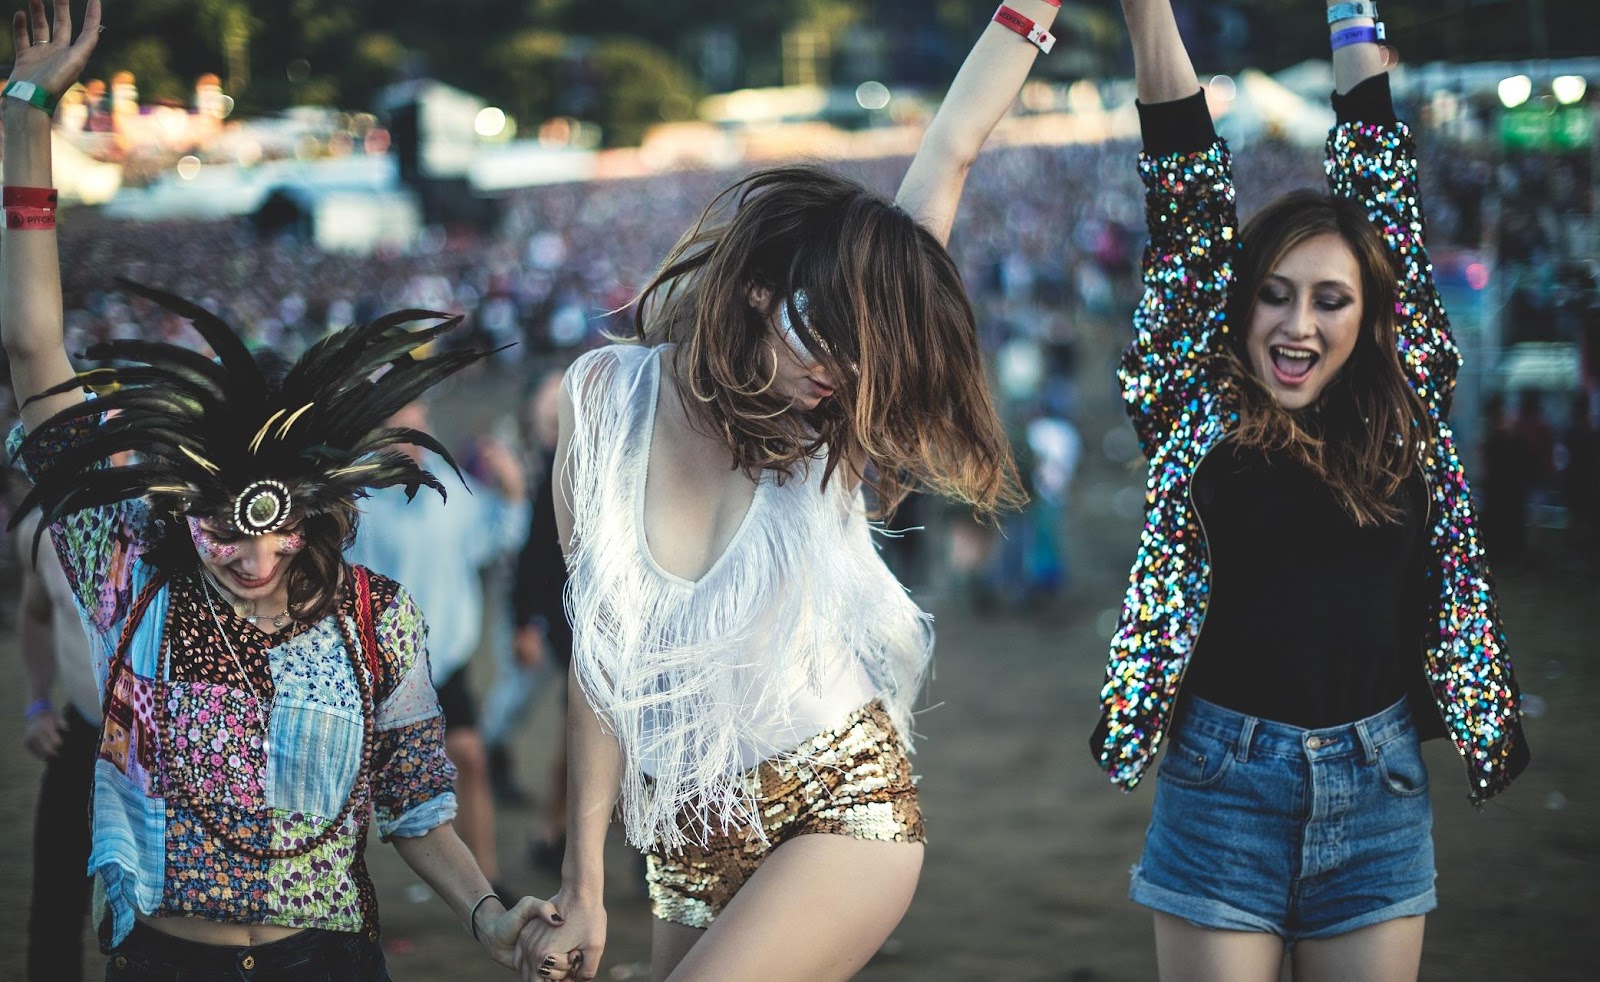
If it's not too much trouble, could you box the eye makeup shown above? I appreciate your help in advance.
[777,290,820,366]
[188,516,241,562]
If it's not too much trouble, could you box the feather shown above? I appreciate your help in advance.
[114,278,266,400]
[20,282,481,535]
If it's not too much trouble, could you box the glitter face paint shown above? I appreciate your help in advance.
[275,531,306,556]
[188,516,240,562]
[1093,122,1525,804]
[776,290,819,366]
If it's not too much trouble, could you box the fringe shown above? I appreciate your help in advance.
[561,345,933,851]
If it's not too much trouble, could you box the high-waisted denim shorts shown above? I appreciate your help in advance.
[1131,696,1437,941]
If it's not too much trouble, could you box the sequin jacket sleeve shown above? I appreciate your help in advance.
[6,419,152,636]
[368,581,458,840]
[1117,141,1239,455]
[1325,120,1528,802]
[1324,121,1460,417]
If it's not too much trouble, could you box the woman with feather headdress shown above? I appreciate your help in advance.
[2,3,573,979]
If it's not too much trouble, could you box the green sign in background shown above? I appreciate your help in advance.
[1501,103,1592,151]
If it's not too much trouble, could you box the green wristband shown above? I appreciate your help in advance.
[3,80,59,116]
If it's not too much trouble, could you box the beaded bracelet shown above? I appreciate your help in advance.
[993,4,1056,54]
[2,79,58,116]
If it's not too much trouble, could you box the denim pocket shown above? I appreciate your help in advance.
[1377,736,1430,798]
[1156,726,1236,789]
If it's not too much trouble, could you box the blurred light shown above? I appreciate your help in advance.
[176,155,201,180]
[1498,74,1532,108]
[286,58,311,84]
[855,80,890,111]
[1208,74,1237,102]
[1020,80,1056,112]
[219,94,235,118]
[1552,75,1587,105]
[474,106,508,138]
[1466,263,1490,291]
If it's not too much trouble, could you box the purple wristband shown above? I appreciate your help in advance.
[25,698,53,721]
[1331,25,1382,50]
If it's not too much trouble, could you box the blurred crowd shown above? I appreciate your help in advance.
[3,131,1596,603]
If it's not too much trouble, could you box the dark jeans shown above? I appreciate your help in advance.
[29,706,99,982]
[105,923,390,982]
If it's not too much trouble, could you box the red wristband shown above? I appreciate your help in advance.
[993,4,1057,53]
[1038,0,1061,6]
[5,207,57,230]
[3,186,58,209]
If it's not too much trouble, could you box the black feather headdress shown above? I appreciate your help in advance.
[11,279,491,538]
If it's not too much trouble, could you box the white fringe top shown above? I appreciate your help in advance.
[562,344,934,850]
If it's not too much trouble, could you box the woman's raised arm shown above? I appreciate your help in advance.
[1,0,101,431]
[895,0,1060,245]
[1123,0,1199,104]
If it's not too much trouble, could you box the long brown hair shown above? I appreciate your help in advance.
[1222,189,1431,526]
[634,164,1022,517]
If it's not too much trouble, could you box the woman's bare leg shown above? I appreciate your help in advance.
[1154,912,1284,982]
[1292,916,1424,982]
[655,835,922,982]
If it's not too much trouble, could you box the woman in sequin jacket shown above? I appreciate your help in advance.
[1091,2,1529,978]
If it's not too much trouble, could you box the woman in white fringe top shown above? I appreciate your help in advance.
[519,4,1064,979]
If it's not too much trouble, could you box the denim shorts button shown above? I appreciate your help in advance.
[241,954,256,970]
[114,956,128,970]
[1306,736,1328,749]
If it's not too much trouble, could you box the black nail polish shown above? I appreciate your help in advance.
[551,914,564,925]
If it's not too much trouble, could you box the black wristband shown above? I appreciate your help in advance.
[1332,72,1397,125]
[469,892,502,942]
[1137,89,1218,157]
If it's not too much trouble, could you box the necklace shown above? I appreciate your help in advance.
[199,576,273,762]
[167,572,375,861]
[200,570,297,629]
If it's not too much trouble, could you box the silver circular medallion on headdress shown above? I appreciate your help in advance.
[232,479,293,535]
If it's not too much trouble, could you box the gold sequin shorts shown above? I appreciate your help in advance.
[644,700,925,928]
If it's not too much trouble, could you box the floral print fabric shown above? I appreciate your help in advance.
[6,419,458,945]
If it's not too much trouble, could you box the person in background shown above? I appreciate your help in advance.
[17,504,101,982]
[345,399,530,894]
[1561,391,1598,569]
[1480,393,1534,562]
[485,369,574,869]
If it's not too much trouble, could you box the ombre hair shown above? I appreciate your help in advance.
[634,164,1022,518]
[1222,189,1432,526]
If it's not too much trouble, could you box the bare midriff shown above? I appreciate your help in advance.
[136,913,306,947]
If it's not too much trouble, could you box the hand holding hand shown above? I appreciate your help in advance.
[8,0,103,105]
[476,895,569,976]
[23,709,64,759]
[518,891,605,982]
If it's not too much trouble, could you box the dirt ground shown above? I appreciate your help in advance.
[0,367,1594,981]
